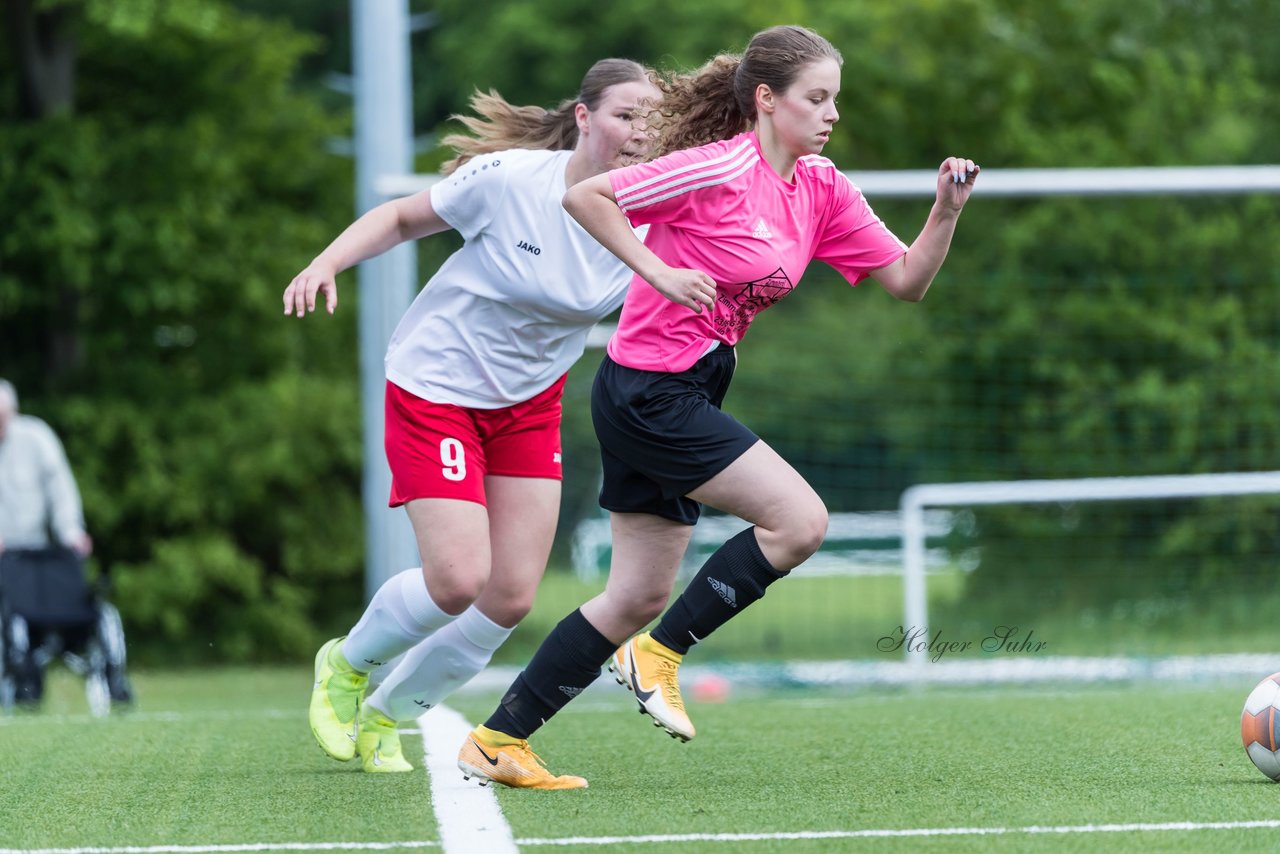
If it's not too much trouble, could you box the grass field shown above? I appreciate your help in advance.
[4,665,1279,853]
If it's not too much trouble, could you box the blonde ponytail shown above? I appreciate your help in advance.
[439,58,650,175]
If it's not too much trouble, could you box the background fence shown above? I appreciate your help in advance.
[555,186,1280,666]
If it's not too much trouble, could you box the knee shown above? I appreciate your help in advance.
[477,591,535,628]
[778,500,828,563]
[798,502,829,557]
[426,571,487,616]
[630,593,668,627]
[604,589,668,633]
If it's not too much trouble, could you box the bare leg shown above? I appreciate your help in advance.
[639,440,826,662]
[404,497,493,613]
[474,475,560,627]
[689,440,827,571]
[580,512,694,643]
[367,478,559,720]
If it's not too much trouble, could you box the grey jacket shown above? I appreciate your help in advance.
[0,414,87,550]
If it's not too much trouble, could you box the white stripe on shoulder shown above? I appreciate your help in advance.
[799,154,838,169]
[611,139,752,209]
[623,155,758,210]
[617,139,755,199]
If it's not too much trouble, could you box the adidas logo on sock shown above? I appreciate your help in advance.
[708,577,738,608]
[558,685,584,698]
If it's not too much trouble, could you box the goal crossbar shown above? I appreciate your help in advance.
[898,470,1280,665]
[376,165,1280,200]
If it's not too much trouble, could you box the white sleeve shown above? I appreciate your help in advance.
[428,154,516,241]
[35,422,86,543]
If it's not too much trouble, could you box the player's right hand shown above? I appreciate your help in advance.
[649,266,717,314]
[284,262,339,317]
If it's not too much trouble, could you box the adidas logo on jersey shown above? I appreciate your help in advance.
[709,578,737,608]
[752,218,773,239]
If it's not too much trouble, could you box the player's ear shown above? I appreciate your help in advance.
[755,84,775,114]
[574,102,591,136]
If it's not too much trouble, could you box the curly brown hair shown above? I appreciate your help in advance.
[648,25,842,156]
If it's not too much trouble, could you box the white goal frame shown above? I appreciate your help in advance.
[376,158,1280,660]
[376,165,1280,200]
[898,471,1280,665]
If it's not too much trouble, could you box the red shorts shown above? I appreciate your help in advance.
[384,377,566,507]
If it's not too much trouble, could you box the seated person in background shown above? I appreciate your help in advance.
[0,379,92,559]
[0,378,130,707]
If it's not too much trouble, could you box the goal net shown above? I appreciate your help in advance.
[899,473,1280,669]
[556,166,1280,677]
[399,166,1280,677]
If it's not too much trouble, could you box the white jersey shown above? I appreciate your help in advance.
[385,148,639,409]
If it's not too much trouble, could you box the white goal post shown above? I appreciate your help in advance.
[898,470,1280,665]
[374,160,1280,659]
[382,166,1280,346]
[375,165,1280,200]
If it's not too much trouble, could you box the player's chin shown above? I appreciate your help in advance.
[811,135,831,152]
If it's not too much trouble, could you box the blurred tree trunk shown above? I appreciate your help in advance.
[5,0,82,384]
[5,0,76,119]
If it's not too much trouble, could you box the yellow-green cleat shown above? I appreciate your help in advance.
[308,637,368,761]
[357,706,414,773]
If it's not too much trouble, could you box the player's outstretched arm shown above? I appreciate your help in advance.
[869,156,979,302]
[564,174,716,313]
[283,190,453,318]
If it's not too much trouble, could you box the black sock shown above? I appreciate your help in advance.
[483,608,616,739]
[651,526,785,654]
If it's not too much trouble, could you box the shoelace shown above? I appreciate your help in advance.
[655,658,687,710]
[513,740,552,772]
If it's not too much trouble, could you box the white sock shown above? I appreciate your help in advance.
[341,568,457,672]
[365,605,514,722]
[365,653,403,694]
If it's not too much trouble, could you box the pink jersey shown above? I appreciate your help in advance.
[606,131,908,372]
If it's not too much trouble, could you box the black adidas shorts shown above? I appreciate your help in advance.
[591,345,759,526]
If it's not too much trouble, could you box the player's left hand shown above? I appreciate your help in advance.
[936,157,979,211]
[284,261,339,317]
[65,530,93,557]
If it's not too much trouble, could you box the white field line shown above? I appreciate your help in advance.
[0,847,439,853]
[418,705,517,854]
[8,820,1280,853]
[515,820,1280,844]
[0,709,300,726]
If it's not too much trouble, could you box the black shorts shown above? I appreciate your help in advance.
[591,345,759,525]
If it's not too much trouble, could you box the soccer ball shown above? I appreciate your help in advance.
[1241,672,1280,780]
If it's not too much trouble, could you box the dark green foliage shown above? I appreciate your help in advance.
[0,1,361,662]
[3,0,1279,661]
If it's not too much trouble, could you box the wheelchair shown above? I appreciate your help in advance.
[0,547,133,716]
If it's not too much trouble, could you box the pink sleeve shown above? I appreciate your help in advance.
[608,147,712,227]
[814,176,908,285]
